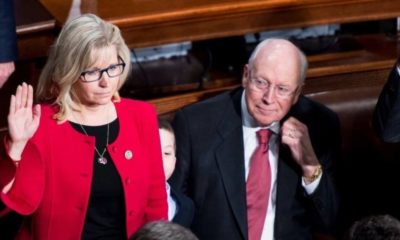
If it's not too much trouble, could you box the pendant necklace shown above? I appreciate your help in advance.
[78,121,110,165]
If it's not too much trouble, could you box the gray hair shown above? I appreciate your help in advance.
[36,14,131,122]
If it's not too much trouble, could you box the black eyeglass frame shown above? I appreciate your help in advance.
[80,58,126,83]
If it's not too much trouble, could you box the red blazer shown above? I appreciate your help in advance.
[0,98,168,239]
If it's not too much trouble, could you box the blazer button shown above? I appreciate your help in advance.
[129,210,135,216]
[112,146,118,153]
[76,205,84,212]
[125,177,132,184]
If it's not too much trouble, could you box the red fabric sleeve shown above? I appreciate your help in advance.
[1,140,45,215]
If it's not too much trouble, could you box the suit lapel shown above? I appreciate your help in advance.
[215,89,248,240]
[274,134,301,238]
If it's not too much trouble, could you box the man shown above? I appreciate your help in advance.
[170,39,340,240]
[0,0,18,88]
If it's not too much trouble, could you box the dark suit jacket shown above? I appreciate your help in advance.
[170,88,340,240]
[373,60,400,142]
[171,186,195,228]
[0,0,18,62]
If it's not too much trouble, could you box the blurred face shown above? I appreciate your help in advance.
[159,129,176,180]
[242,44,301,126]
[74,45,121,107]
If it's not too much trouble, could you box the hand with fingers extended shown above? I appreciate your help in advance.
[7,82,41,161]
[280,117,320,179]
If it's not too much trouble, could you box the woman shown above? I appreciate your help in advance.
[0,14,167,239]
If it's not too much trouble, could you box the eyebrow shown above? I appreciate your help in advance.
[85,62,120,71]
[256,79,291,87]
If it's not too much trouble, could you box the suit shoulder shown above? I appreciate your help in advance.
[295,96,339,123]
[178,89,240,120]
[38,104,60,123]
[184,91,232,111]
[39,103,56,115]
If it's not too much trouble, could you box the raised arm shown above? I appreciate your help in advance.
[2,83,40,193]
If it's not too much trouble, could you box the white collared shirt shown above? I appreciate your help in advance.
[166,183,177,221]
[241,91,321,240]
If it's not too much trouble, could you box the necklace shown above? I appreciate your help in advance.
[78,122,110,165]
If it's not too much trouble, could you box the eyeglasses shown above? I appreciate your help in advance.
[80,61,126,83]
[249,73,298,98]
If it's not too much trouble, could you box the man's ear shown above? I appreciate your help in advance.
[291,85,303,105]
[242,64,250,88]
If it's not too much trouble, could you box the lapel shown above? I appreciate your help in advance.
[274,98,304,238]
[215,88,248,239]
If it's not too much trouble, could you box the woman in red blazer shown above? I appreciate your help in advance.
[0,14,167,239]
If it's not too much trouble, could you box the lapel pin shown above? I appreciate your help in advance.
[125,150,133,160]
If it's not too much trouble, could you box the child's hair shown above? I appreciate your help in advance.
[158,118,174,133]
[345,214,400,240]
[130,221,198,240]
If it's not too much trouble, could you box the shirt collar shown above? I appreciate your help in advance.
[166,182,171,195]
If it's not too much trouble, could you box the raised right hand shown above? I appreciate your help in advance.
[7,83,41,160]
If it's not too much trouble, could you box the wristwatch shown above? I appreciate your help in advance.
[304,165,323,183]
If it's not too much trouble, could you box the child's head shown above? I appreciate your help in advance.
[158,118,176,180]
[346,214,400,240]
[130,221,199,240]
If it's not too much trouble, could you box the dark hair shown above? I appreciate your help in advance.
[346,215,400,240]
[158,118,174,133]
[130,221,198,240]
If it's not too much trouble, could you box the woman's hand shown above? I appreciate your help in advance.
[7,83,41,160]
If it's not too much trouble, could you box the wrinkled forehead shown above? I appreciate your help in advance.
[86,45,118,68]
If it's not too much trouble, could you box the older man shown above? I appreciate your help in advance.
[169,39,340,240]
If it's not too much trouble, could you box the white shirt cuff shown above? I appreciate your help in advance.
[166,183,177,220]
[302,172,323,195]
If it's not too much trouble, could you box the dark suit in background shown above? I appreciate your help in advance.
[0,1,19,238]
[0,0,18,89]
[0,0,17,64]
[374,60,400,142]
[170,87,340,240]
